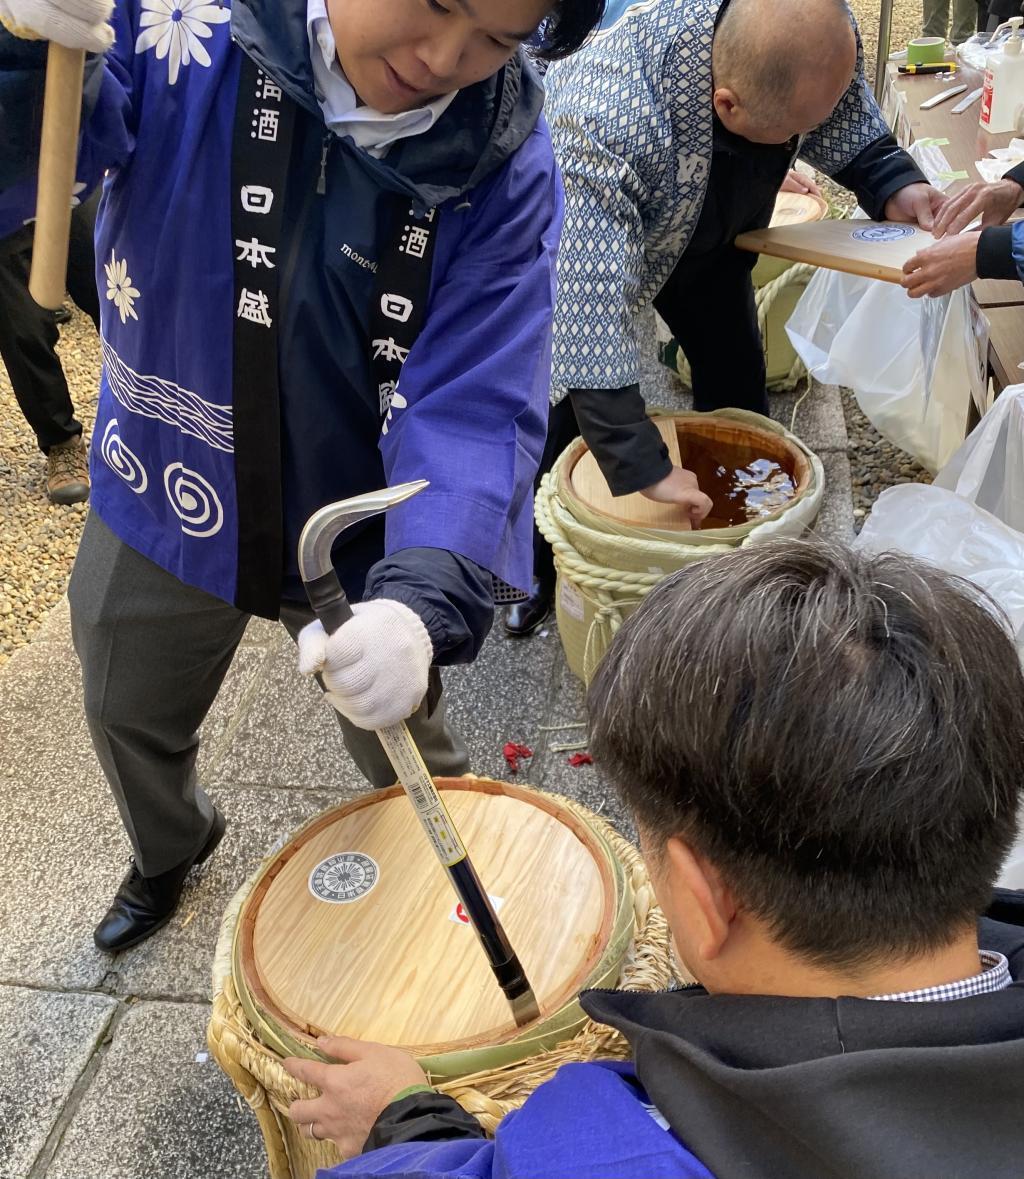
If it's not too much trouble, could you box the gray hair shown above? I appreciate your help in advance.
[588,538,1024,969]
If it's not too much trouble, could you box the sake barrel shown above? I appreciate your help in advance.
[210,781,673,1179]
[231,779,634,1073]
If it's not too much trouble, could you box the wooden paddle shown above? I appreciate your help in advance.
[29,42,86,309]
[736,218,933,284]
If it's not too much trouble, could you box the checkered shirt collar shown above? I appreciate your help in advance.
[868,951,1012,1003]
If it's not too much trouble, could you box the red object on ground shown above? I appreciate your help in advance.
[567,752,594,767]
[502,742,533,773]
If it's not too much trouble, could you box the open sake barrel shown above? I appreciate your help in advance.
[210,779,672,1178]
[561,411,813,543]
[540,409,825,684]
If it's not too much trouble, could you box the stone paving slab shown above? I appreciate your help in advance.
[443,626,562,782]
[534,656,635,842]
[207,648,368,792]
[0,764,124,991]
[814,448,857,543]
[109,786,337,1002]
[46,1001,265,1179]
[0,985,116,1179]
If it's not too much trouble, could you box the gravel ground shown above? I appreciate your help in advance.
[0,0,937,667]
[0,308,99,667]
[842,390,934,531]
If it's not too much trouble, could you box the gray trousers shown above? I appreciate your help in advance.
[922,0,977,45]
[68,512,470,876]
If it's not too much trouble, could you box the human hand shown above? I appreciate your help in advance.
[780,169,823,198]
[0,0,113,50]
[640,466,713,526]
[931,178,1024,238]
[283,1035,429,1157]
[901,231,979,298]
[884,183,947,232]
[297,599,432,730]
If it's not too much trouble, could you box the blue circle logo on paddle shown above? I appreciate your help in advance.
[308,852,380,904]
[850,224,917,243]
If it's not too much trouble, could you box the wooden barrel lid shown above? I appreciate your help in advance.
[568,416,694,532]
[770,191,829,227]
[237,780,615,1056]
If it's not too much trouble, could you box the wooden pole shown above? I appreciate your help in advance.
[874,0,894,102]
[28,42,85,310]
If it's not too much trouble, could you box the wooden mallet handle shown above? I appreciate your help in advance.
[29,42,85,310]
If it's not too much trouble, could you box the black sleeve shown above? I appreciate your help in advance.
[1003,160,1024,192]
[830,133,928,222]
[976,227,1020,280]
[568,385,674,496]
[363,1091,487,1152]
[364,548,494,665]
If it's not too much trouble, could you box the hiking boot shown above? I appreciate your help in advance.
[46,435,89,504]
[93,809,227,952]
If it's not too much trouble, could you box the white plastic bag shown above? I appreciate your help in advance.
[785,138,988,473]
[787,276,986,472]
[855,480,1024,889]
[934,383,1024,529]
[855,484,1024,650]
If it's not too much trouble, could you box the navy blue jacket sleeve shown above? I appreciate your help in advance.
[363,1091,486,1151]
[364,548,494,664]
[977,222,1024,282]
[829,133,927,222]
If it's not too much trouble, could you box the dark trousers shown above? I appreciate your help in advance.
[653,245,768,417]
[0,190,101,453]
[69,512,470,876]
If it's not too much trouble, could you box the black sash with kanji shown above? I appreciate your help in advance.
[369,201,439,430]
[230,53,296,618]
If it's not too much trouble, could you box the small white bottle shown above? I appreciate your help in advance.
[981,17,1024,134]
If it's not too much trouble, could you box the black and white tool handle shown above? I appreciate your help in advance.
[303,569,540,1027]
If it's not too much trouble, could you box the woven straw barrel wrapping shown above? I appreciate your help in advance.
[208,794,672,1179]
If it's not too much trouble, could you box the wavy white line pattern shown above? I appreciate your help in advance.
[101,418,149,493]
[102,340,234,454]
[163,463,225,537]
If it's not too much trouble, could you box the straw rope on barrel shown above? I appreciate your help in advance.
[208,789,673,1179]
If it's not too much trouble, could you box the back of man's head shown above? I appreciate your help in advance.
[588,540,1024,972]
[712,0,857,143]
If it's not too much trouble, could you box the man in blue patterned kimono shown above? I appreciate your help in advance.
[506,0,948,635]
[0,0,605,949]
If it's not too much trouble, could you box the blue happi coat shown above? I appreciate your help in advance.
[328,1062,715,1179]
[1,0,559,627]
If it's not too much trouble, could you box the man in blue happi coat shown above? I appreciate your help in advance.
[0,0,605,949]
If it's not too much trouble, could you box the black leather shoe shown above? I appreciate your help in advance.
[505,580,553,637]
[93,809,227,952]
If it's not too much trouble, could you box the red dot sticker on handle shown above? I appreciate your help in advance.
[449,895,505,925]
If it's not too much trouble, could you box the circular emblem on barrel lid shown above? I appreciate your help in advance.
[308,852,380,904]
[850,224,916,243]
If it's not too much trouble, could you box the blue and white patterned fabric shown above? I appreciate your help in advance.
[543,0,891,397]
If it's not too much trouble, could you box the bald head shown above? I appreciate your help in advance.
[712,0,857,144]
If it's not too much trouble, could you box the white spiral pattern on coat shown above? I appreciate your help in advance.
[101,418,149,493]
[163,463,224,536]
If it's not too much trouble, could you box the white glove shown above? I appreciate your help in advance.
[0,0,113,52]
[297,599,433,731]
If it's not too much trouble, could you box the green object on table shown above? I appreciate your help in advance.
[907,36,946,65]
